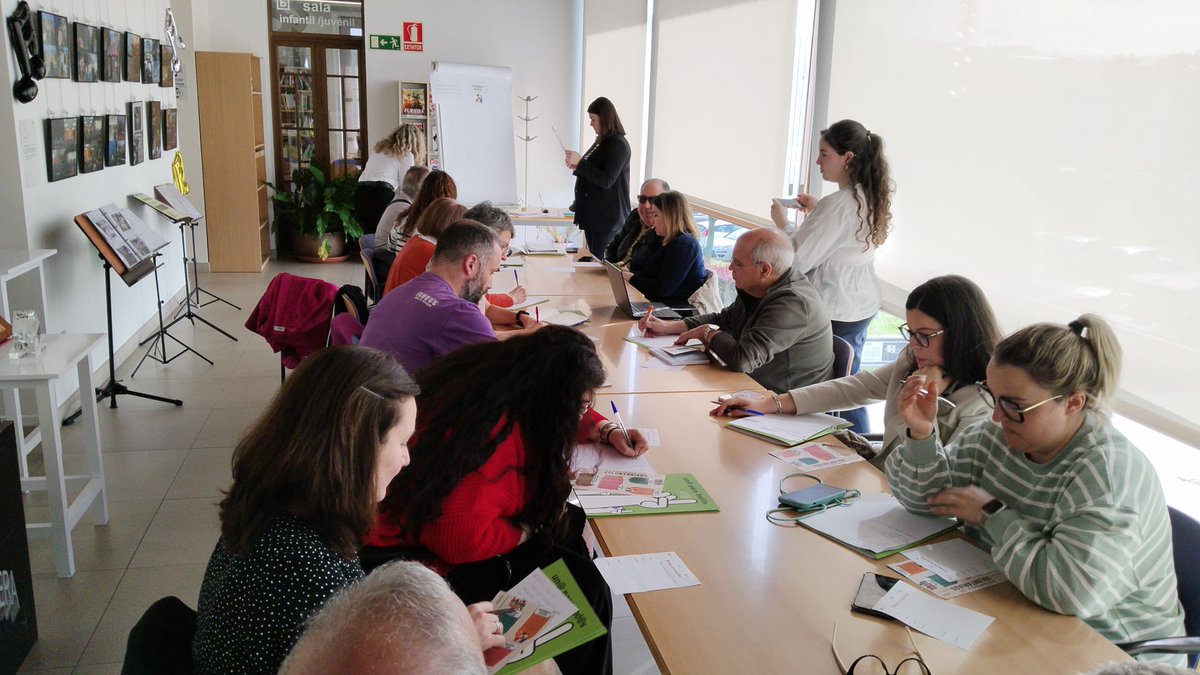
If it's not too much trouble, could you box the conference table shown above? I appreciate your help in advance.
[506,253,1130,673]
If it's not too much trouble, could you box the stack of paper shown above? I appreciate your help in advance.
[768,442,864,470]
[887,539,1006,598]
[725,413,850,446]
[870,581,995,650]
[799,493,958,559]
[649,345,709,366]
[624,332,701,352]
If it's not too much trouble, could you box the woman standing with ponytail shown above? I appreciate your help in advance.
[886,315,1185,664]
[771,119,893,433]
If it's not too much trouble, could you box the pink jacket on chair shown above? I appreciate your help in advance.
[245,273,339,368]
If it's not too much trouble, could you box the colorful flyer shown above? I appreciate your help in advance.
[887,558,1007,599]
[575,473,719,518]
[768,441,864,470]
[572,469,666,497]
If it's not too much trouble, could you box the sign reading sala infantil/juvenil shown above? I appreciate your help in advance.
[270,0,363,36]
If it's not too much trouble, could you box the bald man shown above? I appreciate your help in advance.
[603,177,669,271]
[639,228,833,392]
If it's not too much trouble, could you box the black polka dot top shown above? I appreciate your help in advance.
[192,515,364,674]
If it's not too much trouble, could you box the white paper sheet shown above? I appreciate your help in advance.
[545,266,577,273]
[631,428,661,447]
[872,581,994,650]
[640,358,685,372]
[800,494,958,555]
[594,553,701,594]
[903,539,999,582]
[726,413,847,446]
[571,443,656,474]
[572,261,603,268]
[509,296,549,311]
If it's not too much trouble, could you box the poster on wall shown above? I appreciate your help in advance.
[101,27,122,83]
[124,32,141,82]
[159,43,173,87]
[45,117,79,182]
[141,37,158,84]
[128,101,144,165]
[73,23,99,82]
[105,114,126,166]
[163,108,177,150]
[147,100,162,159]
[80,116,105,173]
[39,11,71,79]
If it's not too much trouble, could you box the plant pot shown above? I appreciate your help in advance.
[291,232,350,263]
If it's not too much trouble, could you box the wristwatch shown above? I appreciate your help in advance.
[701,323,720,346]
[514,310,531,326]
[981,498,1006,524]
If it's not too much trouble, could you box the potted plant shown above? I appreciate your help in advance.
[264,165,362,262]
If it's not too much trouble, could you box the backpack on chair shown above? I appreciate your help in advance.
[333,284,371,324]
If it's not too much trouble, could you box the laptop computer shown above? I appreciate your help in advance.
[603,261,682,320]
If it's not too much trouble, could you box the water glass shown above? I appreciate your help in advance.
[12,309,40,356]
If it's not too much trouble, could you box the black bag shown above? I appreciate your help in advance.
[333,284,370,324]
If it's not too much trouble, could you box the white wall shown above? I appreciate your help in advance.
[583,0,648,193]
[363,1,580,209]
[0,0,188,400]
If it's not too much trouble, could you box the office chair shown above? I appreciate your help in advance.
[1118,506,1200,668]
[359,234,381,303]
[120,596,197,674]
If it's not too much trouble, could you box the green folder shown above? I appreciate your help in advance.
[578,473,719,518]
[496,560,608,674]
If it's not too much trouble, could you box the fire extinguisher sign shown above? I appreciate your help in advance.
[402,22,423,51]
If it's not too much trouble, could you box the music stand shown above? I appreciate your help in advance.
[131,253,212,376]
[151,185,241,314]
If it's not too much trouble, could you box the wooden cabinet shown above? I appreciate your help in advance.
[398,80,441,170]
[196,52,269,272]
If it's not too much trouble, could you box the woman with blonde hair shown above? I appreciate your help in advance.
[771,119,894,434]
[886,314,1185,665]
[356,123,428,234]
[622,190,707,310]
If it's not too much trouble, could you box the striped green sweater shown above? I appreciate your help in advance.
[885,416,1185,662]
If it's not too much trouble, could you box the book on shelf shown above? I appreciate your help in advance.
[401,87,428,117]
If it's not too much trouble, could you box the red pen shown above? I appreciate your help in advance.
[535,306,539,322]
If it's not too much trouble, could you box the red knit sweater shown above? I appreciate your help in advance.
[368,409,606,566]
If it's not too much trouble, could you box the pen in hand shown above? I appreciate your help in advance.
[710,401,764,417]
[900,377,958,409]
[609,401,633,446]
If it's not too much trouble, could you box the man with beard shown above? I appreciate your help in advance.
[362,221,512,374]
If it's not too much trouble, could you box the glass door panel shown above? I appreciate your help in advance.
[276,45,314,190]
[325,47,362,179]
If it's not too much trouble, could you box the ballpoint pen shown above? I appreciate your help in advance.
[900,377,957,409]
[710,401,764,417]
[513,269,519,287]
[609,401,633,446]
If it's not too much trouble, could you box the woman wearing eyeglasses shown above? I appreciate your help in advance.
[713,275,998,465]
[770,120,894,434]
[886,315,1185,663]
[368,327,648,675]
[621,190,708,310]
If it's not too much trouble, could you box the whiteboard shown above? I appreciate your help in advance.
[822,0,1200,442]
[430,62,519,207]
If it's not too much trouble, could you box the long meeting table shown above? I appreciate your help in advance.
[508,254,1131,673]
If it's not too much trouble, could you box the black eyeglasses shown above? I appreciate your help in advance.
[579,394,595,416]
[898,324,945,348]
[636,194,653,204]
[832,622,931,675]
[975,381,1062,423]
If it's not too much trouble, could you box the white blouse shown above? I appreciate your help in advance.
[791,184,880,322]
[358,150,415,189]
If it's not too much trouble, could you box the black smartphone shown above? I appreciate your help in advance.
[850,572,899,620]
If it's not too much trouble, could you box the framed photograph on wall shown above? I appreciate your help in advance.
[163,108,177,150]
[73,23,99,82]
[101,27,122,83]
[141,37,158,84]
[124,32,141,82]
[159,43,173,87]
[45,117,79,182]
[39,11,71,79]
[147,100,162,159]
[105,114,126,166]
[128,101,144,165]
[80,116,105,173]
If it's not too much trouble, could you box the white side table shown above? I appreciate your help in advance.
[0,248,57,477]
[0,333,107,577]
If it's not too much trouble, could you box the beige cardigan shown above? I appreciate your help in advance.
[787,348,990,460]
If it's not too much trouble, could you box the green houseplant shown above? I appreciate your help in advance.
[264,165,362,262]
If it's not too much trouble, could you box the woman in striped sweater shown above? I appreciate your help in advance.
[886,314,1185,664]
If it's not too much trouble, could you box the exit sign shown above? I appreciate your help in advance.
[370,34,402,50]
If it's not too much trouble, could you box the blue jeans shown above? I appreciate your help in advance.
[831,314,876,434]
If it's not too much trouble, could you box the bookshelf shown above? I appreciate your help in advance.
[196,52,270,272]
[398,80,440,170]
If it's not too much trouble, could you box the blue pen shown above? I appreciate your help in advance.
[513,269,519,287]
[609,401,633,446]
[741,409,765,416]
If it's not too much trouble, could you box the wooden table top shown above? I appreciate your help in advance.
[587,390,1130,674]
[492,258,613,297]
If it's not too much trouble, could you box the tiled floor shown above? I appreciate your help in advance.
[17,258,659,674]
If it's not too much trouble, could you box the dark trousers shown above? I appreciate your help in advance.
[446,506,613,675]
[583,227,619,262]
[831,314,876,433]
[354,181,395,235]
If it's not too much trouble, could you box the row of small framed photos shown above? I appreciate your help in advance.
[46,102,178,182]
[39,10,173,86]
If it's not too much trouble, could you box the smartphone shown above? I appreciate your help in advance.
[778,483,847,510]
[851,573,899,620]
[772,197,801,209]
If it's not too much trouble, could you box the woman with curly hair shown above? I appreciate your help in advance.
[771,119,895,434]
[369,326,649,675]
[355,123,427,233]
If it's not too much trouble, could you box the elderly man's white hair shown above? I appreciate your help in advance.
[281,560,486,675]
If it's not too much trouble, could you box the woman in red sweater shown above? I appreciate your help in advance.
[372,326,648,675]
[383,197,467,295]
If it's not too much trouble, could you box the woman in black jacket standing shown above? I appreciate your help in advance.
[566,97,631,259]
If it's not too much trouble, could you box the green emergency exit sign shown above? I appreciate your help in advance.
[370,34,402,50]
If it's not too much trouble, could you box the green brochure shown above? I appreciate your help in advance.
[496,560,607,674]
[577,473,720,518]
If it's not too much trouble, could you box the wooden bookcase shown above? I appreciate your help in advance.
[398,80,440,170]
[196,52,270,272]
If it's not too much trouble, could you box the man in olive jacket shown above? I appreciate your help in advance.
[637,228,833,392]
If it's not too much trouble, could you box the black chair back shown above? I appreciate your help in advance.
[120,596,197,674]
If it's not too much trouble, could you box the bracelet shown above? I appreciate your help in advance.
[514,310,530,326]
[772,394,782,414]
[600,422,618,445]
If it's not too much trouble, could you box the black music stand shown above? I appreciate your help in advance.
[131,253,212,376]
[174,215,240,313]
